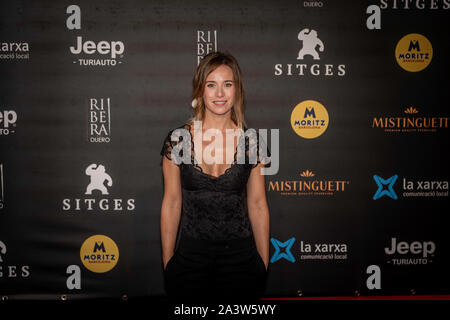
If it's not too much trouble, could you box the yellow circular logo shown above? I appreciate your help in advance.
[80,235,119,273]
[290,100,329,139]
[395,33,432,72]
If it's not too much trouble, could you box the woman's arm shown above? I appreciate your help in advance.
[247,163,270,270]
[160,156,182,269]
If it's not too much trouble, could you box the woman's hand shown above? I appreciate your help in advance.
[161,155,182,272]
[247,163,270,274]
[163,254,173,270]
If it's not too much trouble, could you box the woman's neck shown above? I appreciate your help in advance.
[201,111,237,131]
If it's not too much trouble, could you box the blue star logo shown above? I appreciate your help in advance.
[373,174,398,200]
[270,237,296,263]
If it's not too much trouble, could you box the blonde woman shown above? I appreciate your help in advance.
[160,51,270,302]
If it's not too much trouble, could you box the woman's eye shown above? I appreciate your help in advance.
[225,83,233,87]
[207,84,215,88]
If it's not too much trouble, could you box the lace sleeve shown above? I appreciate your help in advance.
[160,129,180,166]
[160,127,191,166]
[243,129,271,169]
[253,132,271,169]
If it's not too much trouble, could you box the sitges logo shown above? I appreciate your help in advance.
[62,163,136,212]
[66,5,125,66]
[385,237,435,266]
[0,241,31,278]
[367,2,450,30]
[0,164,4,209]
[0,241,4,262]
[378,0,450,9]
[88,98,111,143]
[0,110,18,135]
[274,28,346,77]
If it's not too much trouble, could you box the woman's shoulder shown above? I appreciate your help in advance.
[164,122,191,136]
[160,123,192,164]
[162,123,193,150]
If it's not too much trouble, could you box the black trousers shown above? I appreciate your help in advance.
[163,235,268,302]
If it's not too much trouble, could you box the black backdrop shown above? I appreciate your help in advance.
[0,0,449,300]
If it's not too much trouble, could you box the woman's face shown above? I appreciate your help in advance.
[202,64,235,118]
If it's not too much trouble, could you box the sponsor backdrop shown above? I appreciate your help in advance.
[0,0,449,300]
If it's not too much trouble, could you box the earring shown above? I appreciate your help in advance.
[191,98,197,108]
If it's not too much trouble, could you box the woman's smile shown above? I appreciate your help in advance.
[213,100,227,106]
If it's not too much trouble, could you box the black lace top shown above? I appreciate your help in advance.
[160,123,270,240]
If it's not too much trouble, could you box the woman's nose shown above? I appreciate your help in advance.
[216,85,224,97]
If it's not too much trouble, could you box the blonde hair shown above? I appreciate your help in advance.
[189,51,247,129]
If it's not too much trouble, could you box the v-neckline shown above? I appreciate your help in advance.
[186,122,242,180]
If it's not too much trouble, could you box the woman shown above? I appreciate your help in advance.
[160,51,270,302]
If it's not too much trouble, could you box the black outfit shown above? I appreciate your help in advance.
[160,123,270,302]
